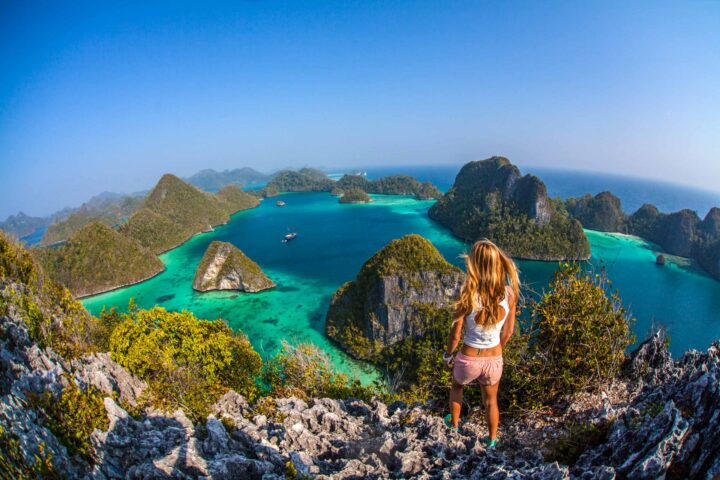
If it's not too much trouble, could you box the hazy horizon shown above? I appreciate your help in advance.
[2,1,719,218]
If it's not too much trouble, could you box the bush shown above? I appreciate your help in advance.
[262,341,375,401]
[502,263,634,412]
[109,306,262,422]
[32,378,109,460]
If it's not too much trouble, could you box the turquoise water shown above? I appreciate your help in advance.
[83,191,720,376]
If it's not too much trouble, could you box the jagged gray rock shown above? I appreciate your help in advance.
[2,293,719,478]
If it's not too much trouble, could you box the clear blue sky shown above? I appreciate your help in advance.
[1,0,719,218]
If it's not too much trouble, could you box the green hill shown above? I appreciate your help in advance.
[122,174,258,254]
[429,157,589,260]
[34,222,164,298]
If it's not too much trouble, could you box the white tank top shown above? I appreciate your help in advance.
[463,287,511,349]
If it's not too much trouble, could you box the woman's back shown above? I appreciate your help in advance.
[462,287,510,349]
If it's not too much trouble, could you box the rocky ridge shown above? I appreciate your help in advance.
[2,286,719,479]
[192,241,275,293]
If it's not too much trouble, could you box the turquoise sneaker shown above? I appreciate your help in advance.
[443,414,458,431]
[482,435,499,448]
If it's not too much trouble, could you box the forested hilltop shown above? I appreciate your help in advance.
[32,174,259,297]
[429,157,590,261]
[2,230,719,478]
[566,192,720,279]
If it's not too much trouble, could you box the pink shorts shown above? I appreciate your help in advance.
[453,352,503,386]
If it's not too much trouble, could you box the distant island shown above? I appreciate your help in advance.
[338,188,371,204]
[193,241,275,292]
[566,191,720,279]
[336,174,442,200]
[41,193,144,246]
[429,157,590,261]
[184,167,269,191]
[32,174,260,297]
[250,168,443,201]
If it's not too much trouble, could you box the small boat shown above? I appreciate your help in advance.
[282,232,298,243]
[276,200,286,207]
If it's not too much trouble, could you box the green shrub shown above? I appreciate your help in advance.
[262,341,375,401]
[32,378,109,460]
[501,263,634,412]
[109,306,262,422]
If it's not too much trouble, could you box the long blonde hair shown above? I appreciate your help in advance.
[454,239,520,327]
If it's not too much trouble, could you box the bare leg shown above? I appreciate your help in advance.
[480,382,500,439]
[449,380,464,427]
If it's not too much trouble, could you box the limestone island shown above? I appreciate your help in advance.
[339,188,371,204]
[429,156,590,261]
[193,241,275,293]
[325,233,463,360]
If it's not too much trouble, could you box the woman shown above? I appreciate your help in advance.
[443,239,519,448]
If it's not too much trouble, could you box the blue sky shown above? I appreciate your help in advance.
[1,0,719,218]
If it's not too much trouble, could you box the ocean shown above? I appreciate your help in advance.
[82,165,720,380]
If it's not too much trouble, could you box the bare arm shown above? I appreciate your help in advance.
[445,314,464,357]
[499,291,517,347]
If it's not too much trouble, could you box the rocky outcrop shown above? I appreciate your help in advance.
[565,191,626,232]
[325,234,463,359]
[193,241,275,293]
[429,157,589,260]
[3,294,720,479]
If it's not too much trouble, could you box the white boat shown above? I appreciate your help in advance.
[282,232,298,243]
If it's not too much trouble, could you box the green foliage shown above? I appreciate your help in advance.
[374,304,457,403]
[262,341,375,401]
[120,207,192,254]
[501,263,634,412]
[1,231,101,359]
[0,425,60,480]
[339,188,371,204]
[109,306,262,422]
[34,222,164,298]
[358,234,460,280]
[32,378,109,459]
[546,419,613,465]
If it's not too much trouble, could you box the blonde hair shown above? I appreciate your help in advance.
[454,239,520,327]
